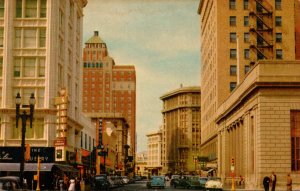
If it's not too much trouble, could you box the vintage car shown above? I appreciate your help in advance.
[172,175,204,189]
[0,176,30,191]
[91,174,110,191]
[205,177,223,191]
[170,175,180,187]
[199,177,208,188]
[146,176,165,189]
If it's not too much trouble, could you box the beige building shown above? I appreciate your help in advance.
[0,0,95,177]
[135,151,148,177]
[160,86,201,174]
[198,0,300,189]
[146,129,162,175]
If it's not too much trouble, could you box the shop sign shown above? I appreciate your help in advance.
[54,138,67,146]
[0,147,55,163]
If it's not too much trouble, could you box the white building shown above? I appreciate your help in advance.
[147,129,162,175]
[0,0,95,177]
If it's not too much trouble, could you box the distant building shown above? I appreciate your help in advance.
[146,129,162,175]
[160,86,201,174]
[82,31,136,175]
[135,151,148,177]
[198,0,300,189]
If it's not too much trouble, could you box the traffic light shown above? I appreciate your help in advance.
[231,158,235,165]
[25,144,30,161]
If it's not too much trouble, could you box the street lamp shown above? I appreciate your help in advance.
[98,144,109,174]
[15,92,35,188]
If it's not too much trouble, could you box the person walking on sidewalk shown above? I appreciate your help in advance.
[286,173,292,191]
[263,176,271,191]
[270,171,277,191]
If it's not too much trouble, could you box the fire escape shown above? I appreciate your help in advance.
[249,0,274,65]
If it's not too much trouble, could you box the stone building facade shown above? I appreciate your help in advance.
[160,86,201,174]
[146,129,162,175]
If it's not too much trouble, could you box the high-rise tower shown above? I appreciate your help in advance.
[82,31,136,173]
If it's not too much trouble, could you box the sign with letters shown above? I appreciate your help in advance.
[0,147,54,163]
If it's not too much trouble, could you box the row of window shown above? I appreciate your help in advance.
[229,0,282,10]
[230,65,250,76]
[229,16,282,27]
[83,62,104,68]
[229,49,283,60]
[16,0,47,18]
[229,32,282,43]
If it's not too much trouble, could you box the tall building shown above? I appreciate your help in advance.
[135,151,148,177]
[0,0,95,185]
[160,85,201,174]
[82,31,136,174]
[146,129,162,175]
[199,0,300,189]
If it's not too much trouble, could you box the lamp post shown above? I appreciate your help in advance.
[15,92,35,188]
[98,144,109,174]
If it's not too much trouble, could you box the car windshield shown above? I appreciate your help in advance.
[0,179,20,190]
[152,176,163,180]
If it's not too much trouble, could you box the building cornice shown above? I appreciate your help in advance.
[160,86,201,100]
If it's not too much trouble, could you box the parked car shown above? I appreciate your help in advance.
[173,175,203,189]
[199,177,208,188]
[205,177,223,191]
[121,176,130,184]
[170,175,180,187]
[146,176,165,189]
[91,174,110,191]
[0,176,29,191]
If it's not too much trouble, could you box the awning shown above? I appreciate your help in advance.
[0,163,78,172]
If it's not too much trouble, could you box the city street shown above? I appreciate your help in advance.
[111,181,206,191]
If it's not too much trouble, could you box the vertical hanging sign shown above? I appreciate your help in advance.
[99,118,103,147]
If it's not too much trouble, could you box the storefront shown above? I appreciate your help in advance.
[0,147,78,190]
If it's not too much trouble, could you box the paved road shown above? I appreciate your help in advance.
[111,181,207,191]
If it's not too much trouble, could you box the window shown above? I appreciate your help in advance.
[275,0,281,10]
[243,0,249,10]
[229,0,236,9]
[244,32,250,43]
[244,16,249,26]
[24,29,36,48]
[291,110,300,171]
[244,49,250,59]
[14,29,21,48]
[0,27,3,47]
[275,16,282,26]
[40,0,47,17]
[230,33,237,43]
[276,33,282,43]
[0,57,2,77]
[25,0,37,18]
[230,82,237,92]
[245,65,250,74]
[24,58,35,77]
[16,0,22,18]
[0,0,4,18]
[230,65,237,76]
[39,28,46,47]
[276,49,283,59]
[230,49,237,59]
[230,16,236,26]
[38,58,45,77]
[14,58,21,77]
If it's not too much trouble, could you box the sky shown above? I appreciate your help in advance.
[83,0,201,152]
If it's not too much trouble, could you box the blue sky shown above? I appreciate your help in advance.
[83,0,200,152]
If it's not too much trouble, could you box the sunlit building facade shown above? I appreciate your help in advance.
[0,0,95,181]
[199,0,300,189]
[146,129,162,175]
[82,31,136,174]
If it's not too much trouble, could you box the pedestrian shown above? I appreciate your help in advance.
[263,176,271,191]
[270,171,277,191]
[287,173,292,191]
[68,178,76,191]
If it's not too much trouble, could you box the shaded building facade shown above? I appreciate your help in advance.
[160,86,201,174]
